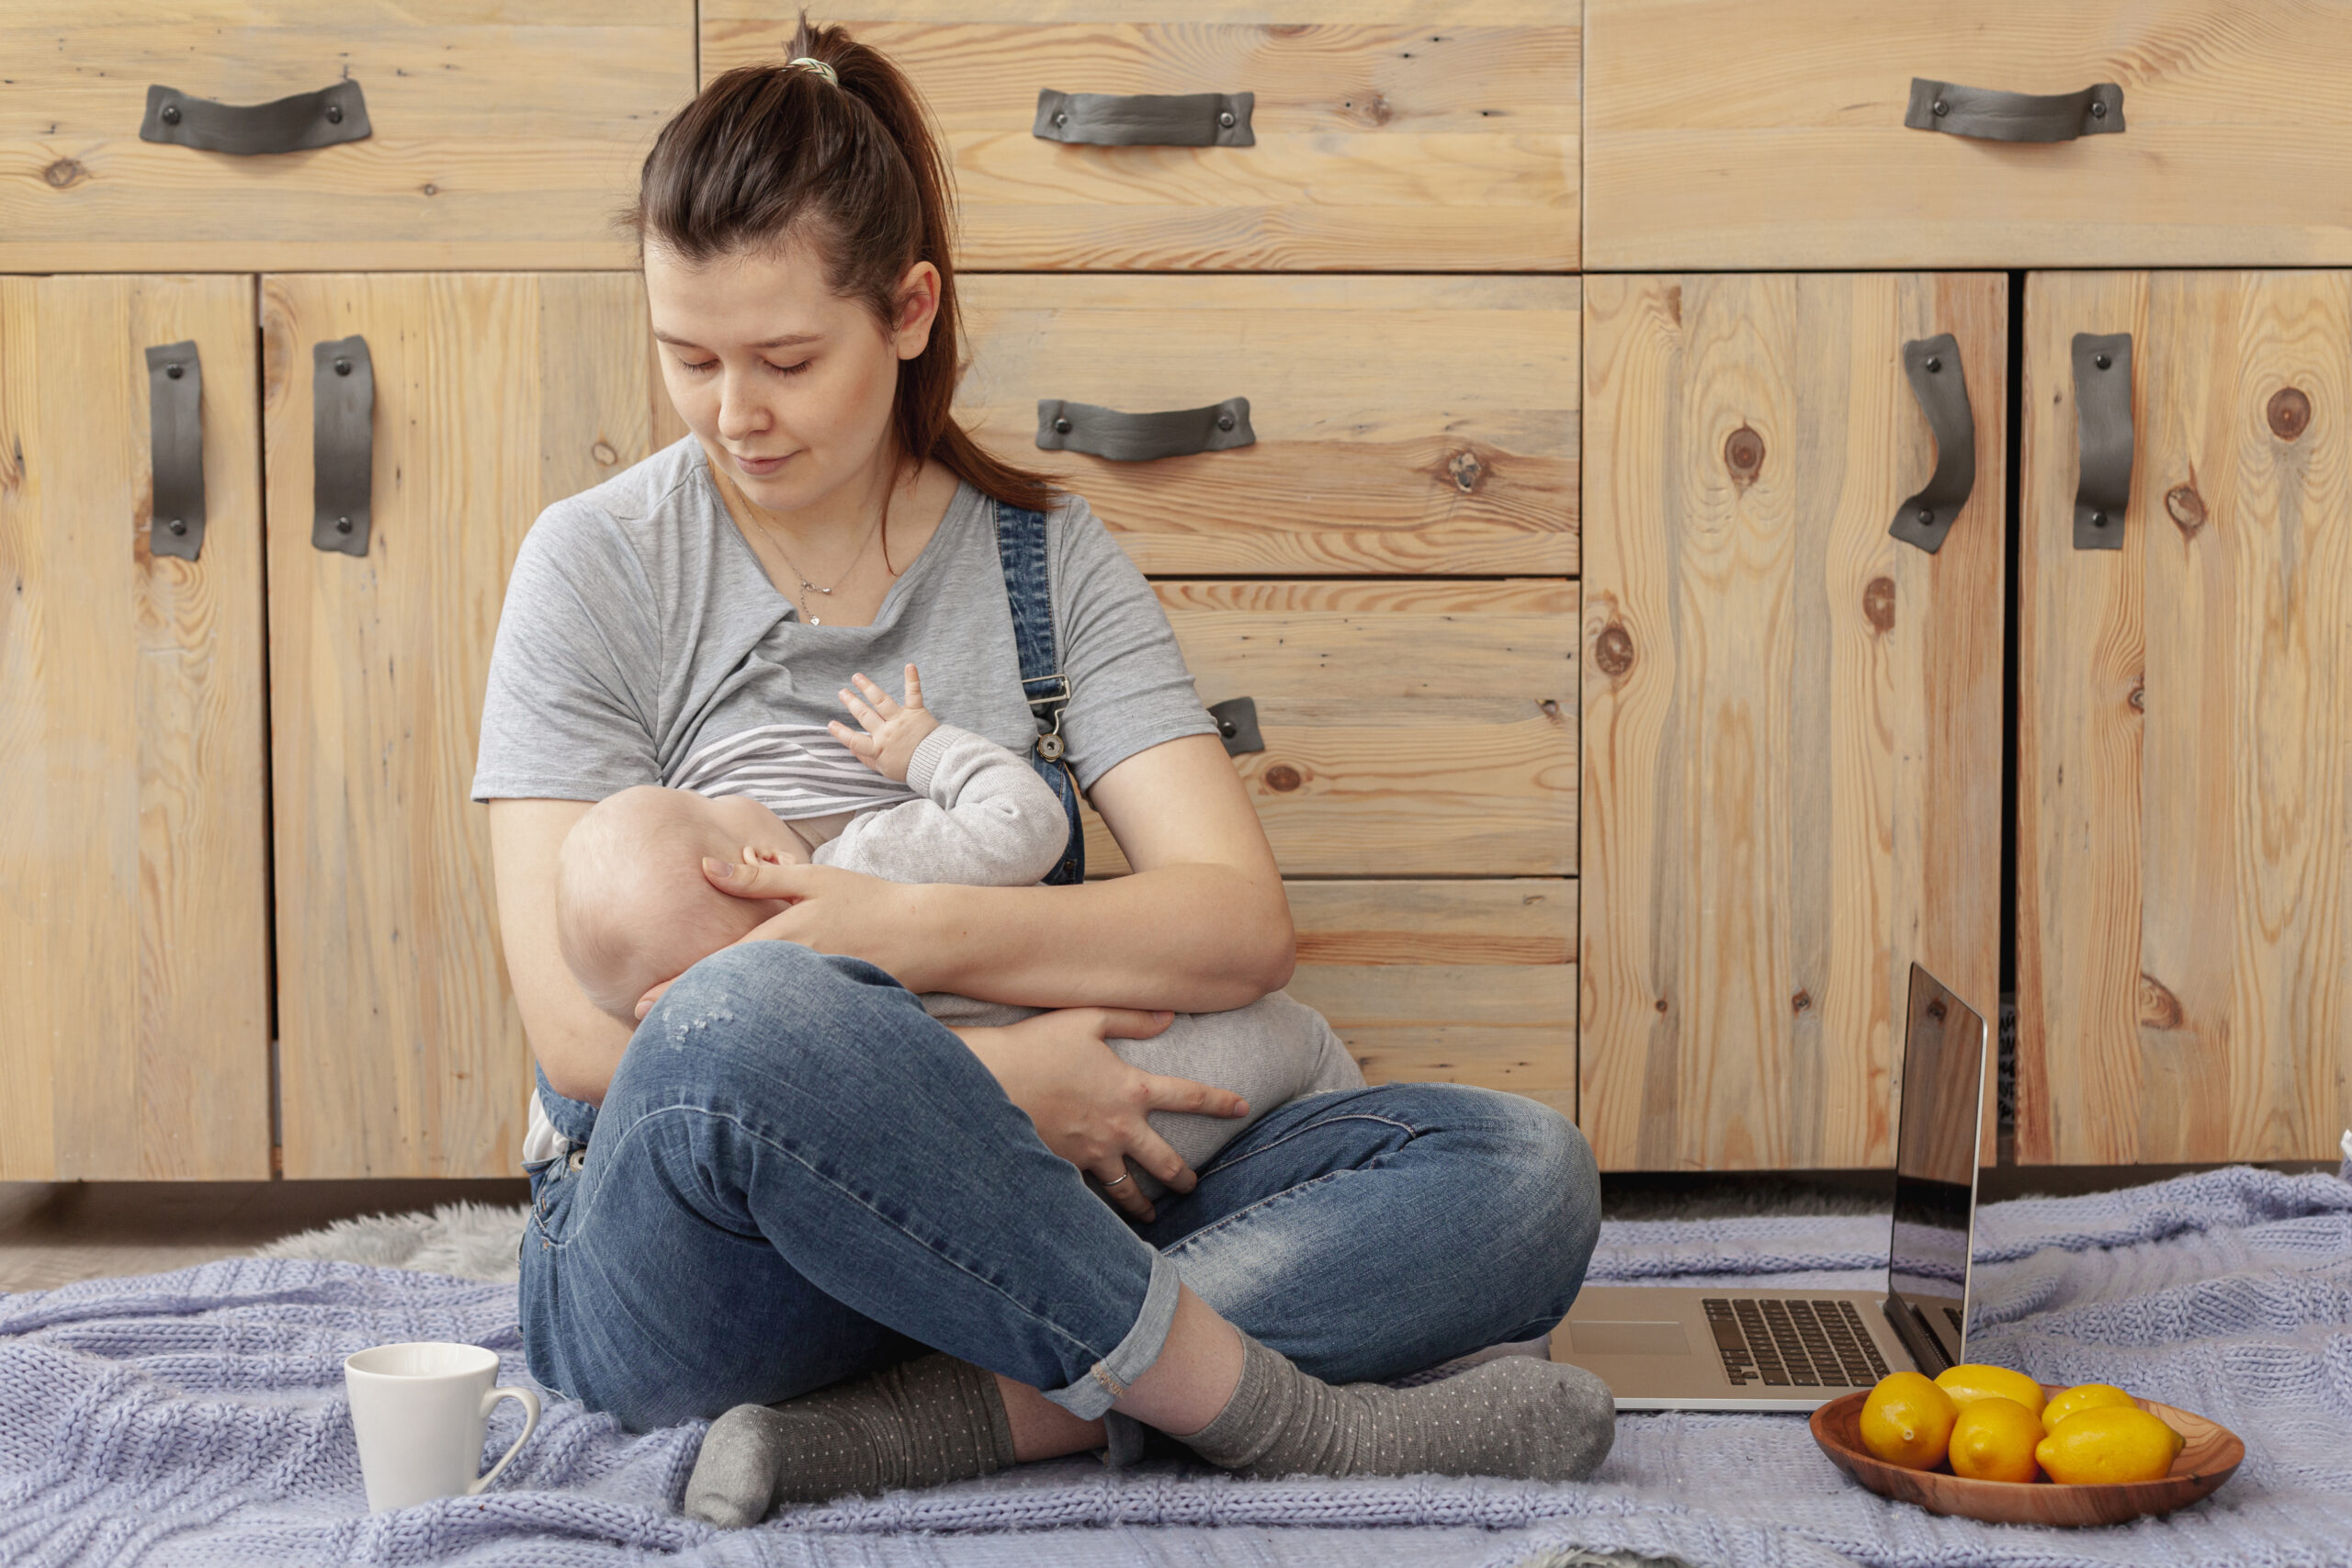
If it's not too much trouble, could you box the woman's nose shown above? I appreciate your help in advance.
[715,369,769,443]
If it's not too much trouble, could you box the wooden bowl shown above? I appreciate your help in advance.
[1811,1382,2244,1527]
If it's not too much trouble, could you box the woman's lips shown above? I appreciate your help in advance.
[731,451,790,477]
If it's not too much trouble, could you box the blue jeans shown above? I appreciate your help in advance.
[520,942,1601,1433]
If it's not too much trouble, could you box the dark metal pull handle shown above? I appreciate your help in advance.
[1905,77,2122,142]
[145,342,205,562]
[1036,397,1255,462]
[1889,333,1975,555]
[141,80,371,155]
[1207,696,1264,758]
[312,336,375,557]
[2072,333,2133,550]
[1033,90,1254,147]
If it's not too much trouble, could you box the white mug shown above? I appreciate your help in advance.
[344,1341,541,1512]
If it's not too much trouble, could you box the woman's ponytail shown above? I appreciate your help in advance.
[628,16,1057,513]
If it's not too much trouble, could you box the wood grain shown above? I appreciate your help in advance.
[707,5,1577,270]
[0,3,694,272]
[2018,269,2352,1164]
[957,276,1579,576]
[264,272,675,1179]
[1079,580,1575,877]
[1579,273,2005,1172]
[1283,878,1576,1115]
[0,275,271,1179]
[1586,0,2352,270]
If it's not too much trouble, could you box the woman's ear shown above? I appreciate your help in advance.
[892,261,943,361]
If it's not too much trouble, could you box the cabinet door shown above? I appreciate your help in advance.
[2019,269,2352,1165]
[0,275,271,1179]
[263,273,679,1179]
[1580,273,2004,1172]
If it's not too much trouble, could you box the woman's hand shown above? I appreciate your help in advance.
[954,1008,1249,1222]
[631,855,928,1019]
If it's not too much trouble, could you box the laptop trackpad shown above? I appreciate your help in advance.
[1568,1320,1691,1357]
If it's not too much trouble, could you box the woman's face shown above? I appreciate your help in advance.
[643,238,939,515]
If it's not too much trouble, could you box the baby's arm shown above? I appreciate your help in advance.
[814,666,1069,887]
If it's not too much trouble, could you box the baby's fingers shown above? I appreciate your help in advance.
[850,671,901,719]
[901,662,925,713]
[829,718,880,758]
[837,686,885,732]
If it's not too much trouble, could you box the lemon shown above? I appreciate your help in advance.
[1860,1371,1959,1471]
[2035,1405,2186,1484]
[1947,1394,2043,1483]
[2040,1382,2135,1433]
[1933,1363,2048,1423]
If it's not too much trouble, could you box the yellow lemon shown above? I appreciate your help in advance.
[1860,1371,1959,1471]
[2034,1405,2186,1484]
[1933,1364,2048,1423]
[1946,1394,2044,1483]
[2041,1382,2137,1433]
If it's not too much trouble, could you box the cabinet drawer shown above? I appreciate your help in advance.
[706,3,1577,271]
[1587,0,2352,270]
[957,276,1579,576]
[1288,879,1575,1115]
[0,4,694,271]
[1081,580,1575,877]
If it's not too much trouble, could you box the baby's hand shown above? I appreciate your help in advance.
[831,663,940,783]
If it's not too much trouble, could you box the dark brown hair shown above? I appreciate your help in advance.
[628,17,1057,515]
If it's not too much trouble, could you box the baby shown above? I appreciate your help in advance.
[556,665,1364,1197]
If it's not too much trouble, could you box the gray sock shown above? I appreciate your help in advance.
[1177,1332,1614,1482]
[683,1354,1018,1524]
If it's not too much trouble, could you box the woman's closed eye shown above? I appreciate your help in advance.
[674,356,813,378]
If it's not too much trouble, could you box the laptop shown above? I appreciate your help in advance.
[1553,962,1989,1411]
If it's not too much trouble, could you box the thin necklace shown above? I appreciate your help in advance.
[741,490,886,626]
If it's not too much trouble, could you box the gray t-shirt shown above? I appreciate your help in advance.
[471,435,1216,810]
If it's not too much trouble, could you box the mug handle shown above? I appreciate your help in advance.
[468,1384,541,1495]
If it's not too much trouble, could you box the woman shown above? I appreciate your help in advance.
[473,21,1609,1525]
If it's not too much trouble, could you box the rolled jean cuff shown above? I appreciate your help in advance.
[1040,1250,1181,1420]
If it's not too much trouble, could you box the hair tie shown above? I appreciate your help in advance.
[787,56,839,85]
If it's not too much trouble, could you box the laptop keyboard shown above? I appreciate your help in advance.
[1702,1298,1891,1389]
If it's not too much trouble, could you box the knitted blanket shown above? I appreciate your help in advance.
[1,1166,2346,1568]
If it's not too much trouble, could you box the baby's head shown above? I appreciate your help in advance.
[556,786,805,1022]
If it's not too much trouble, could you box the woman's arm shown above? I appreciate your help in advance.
[487,796,635,1103]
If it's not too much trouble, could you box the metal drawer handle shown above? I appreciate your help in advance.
[1207,696,1264,758]
[1033,90,1254,148]
[1889,333,1974,555]
[141,80,371,155]
[145,342,205,562]
[1905,78,2123,142]
[2071,333,2133,551]
[1035,397,1255,462]
[312,336,375,557]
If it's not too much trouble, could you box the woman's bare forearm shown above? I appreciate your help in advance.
[907,863,1294,1012]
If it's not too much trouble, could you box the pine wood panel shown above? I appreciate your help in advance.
[0,3,693,272]
[265,273,682,1179]
[1587,0,2352,270]
[2018,269,2352,1165]
[1286,879,1576,1116]
[1080,580,1575,877]
[1579,273,2005,1173]
[706,3,1577,271]
[958,276,1579,576]
[0,275,271,1179]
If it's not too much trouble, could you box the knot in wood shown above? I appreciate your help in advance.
[591,439,620,467]
[42,158,86,189]
[1262,764,1304,793]
[2128,676,2144,713]
[1447,448,1485,493]
[2165,483,2207,536]
[1862,577,1896,633]
[1538,697,1562,720]
[2267,387,2312,441]
[2138,972,2184,1031]
[1593,623,1636,677]
[1724,425,1765,487]
[1791,989,1812,1014]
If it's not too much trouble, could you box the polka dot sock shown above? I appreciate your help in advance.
[1176,1331,1615,1482]
[683,1353,1017,1524]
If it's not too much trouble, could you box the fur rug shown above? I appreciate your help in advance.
[252,1200,529,1283]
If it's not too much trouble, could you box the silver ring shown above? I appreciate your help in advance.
[1100,1172,1130,1188]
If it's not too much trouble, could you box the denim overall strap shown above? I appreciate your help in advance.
[536,1059,601,1146]
[992,499,1084,885]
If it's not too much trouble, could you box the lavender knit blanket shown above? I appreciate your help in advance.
[3,1165,2347,1568]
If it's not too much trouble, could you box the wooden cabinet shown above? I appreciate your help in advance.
[707,2,1579,271]
[2018,268,2352,1166]
[0,3,695,272]
[1578,273,2005,1171]
[1586,0,2352,271]
[0,274,272,1179]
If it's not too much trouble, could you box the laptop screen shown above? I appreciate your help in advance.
[1885,964,1989,1371]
